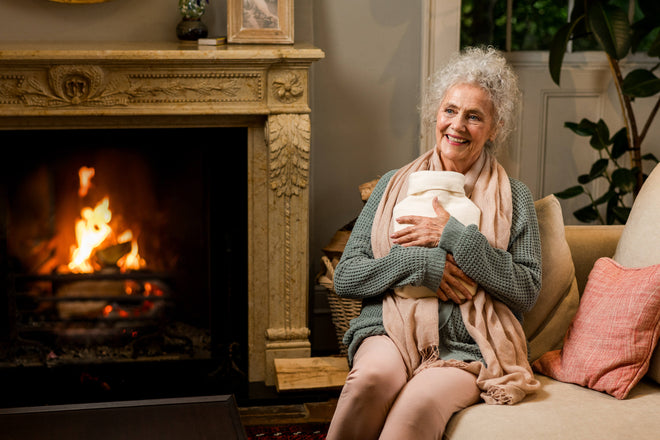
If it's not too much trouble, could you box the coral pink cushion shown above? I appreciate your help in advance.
[533,257,660,399]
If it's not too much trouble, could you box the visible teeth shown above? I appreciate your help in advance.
[447,135,467,143]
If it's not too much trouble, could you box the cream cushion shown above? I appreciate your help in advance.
[524,195,580,362]
[613,163,660,384]
[613,163,660,268]
[445,374,660,439]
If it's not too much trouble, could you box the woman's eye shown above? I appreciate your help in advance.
[445,108,455,114]
[468,114,480,121]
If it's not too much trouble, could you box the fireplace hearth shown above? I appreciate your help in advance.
[0,41,324,407]
[1,127,248,407]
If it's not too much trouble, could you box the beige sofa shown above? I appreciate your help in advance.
[322,165,660,439]
[446,165,660,439]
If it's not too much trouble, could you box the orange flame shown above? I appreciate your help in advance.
[68,196,112,273]
[68,167,147,273]
[78,166,95,197]
[116,230,146,272]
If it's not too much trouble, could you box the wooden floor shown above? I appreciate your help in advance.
[238,356,346,426]
[239,398,337,426]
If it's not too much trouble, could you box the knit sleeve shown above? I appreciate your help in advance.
[333,170,447,300]
[438,178,542,316]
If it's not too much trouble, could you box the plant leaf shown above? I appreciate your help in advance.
[642,153,659,163]
[638,0,660,23]
[631,17,658,53]
[607,196,623,225]
[574,205,600,223]
[649,31,660,57]
[588,158,609,180]
[622,69,660,97]
[611,168,636,193]
[571,118,598,136]
[612,206,631,224]
[549,17,584,85]
[578,173,593,185]
[610,127,629,159]
[593,189,616,205]
[589,119,611,150]
[554,185,584,199]
[587,3,631,60]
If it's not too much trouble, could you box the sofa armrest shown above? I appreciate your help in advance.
[564,225,624,295]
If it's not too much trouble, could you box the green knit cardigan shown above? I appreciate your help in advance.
[335,169,542,366]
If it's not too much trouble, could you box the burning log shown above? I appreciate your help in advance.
[94,241,132,268]
[56,279,126,319]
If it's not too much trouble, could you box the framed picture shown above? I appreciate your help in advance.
[227,0,294,44]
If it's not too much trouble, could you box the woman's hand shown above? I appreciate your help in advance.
[391,197,450,248]
[437,254,476,304]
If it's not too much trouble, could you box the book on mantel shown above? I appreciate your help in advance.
[197,36,227,46]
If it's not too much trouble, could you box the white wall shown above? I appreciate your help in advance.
[310,1,422,271]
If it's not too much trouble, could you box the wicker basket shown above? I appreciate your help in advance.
[318,256,362,356]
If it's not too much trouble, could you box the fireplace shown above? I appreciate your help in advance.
[0,42,324,407]
[2,127,249,406]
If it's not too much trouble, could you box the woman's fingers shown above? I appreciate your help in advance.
[390,220,441,247]
[446,255,476,288]
[392,197,450,248]
[437,254,477,303]
[432,197,450,222]
[438,279,465,304]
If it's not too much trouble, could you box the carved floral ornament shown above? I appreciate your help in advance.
[271,71,304,104]
[267,114,311,197]
[0,65,260,107]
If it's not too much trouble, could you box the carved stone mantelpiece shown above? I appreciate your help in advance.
[0,42,324,385]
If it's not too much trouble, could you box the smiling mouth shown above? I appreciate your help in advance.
[446,134,468,144]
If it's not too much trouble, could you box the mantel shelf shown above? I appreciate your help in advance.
[0,41,325,62]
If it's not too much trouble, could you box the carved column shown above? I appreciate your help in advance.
[263,113,312,385]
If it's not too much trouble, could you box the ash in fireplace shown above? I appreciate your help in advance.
[1,321,211,368]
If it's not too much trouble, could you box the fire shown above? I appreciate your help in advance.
[68,197,112,273]
[78,166,95,197]
[67,167,146,273]
[116,230,146,272]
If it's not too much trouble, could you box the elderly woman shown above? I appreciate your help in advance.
[326,47,542,440]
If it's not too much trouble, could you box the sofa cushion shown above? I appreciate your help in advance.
[532,258,660,399]
[613,163,660,268]
[445,374,660,440]
[523,195,579,362]
[613,163,660,383]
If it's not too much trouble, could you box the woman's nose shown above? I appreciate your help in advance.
[450,116,464,131]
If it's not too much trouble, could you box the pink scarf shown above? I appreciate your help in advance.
[374,147,539,404]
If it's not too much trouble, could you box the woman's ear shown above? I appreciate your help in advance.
[489,120,503,143]
[489,128,498,143]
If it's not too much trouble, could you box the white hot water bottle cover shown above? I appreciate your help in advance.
[392,170,480,299]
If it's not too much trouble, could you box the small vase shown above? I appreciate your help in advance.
[176,17,208,41]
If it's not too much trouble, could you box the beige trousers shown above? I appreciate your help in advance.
[326,335,480,440]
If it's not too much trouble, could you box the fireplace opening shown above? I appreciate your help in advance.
[0,127,248,407]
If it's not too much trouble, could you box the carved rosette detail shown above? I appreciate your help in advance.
[3,65,262,107]
[267,113,311,197]
[272,71,304,104]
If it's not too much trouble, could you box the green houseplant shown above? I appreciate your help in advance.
[549,0,660,224]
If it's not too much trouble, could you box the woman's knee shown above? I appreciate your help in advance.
[344,336,407,398]
[345,358,406,398]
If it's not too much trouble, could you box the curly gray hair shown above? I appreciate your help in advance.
[421,46,521,153]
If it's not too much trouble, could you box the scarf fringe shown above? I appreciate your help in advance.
[413,346,537,406]
[482,386,521,405]
[413,345,440,377]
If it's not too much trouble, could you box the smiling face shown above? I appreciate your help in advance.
[435,83,498,174]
